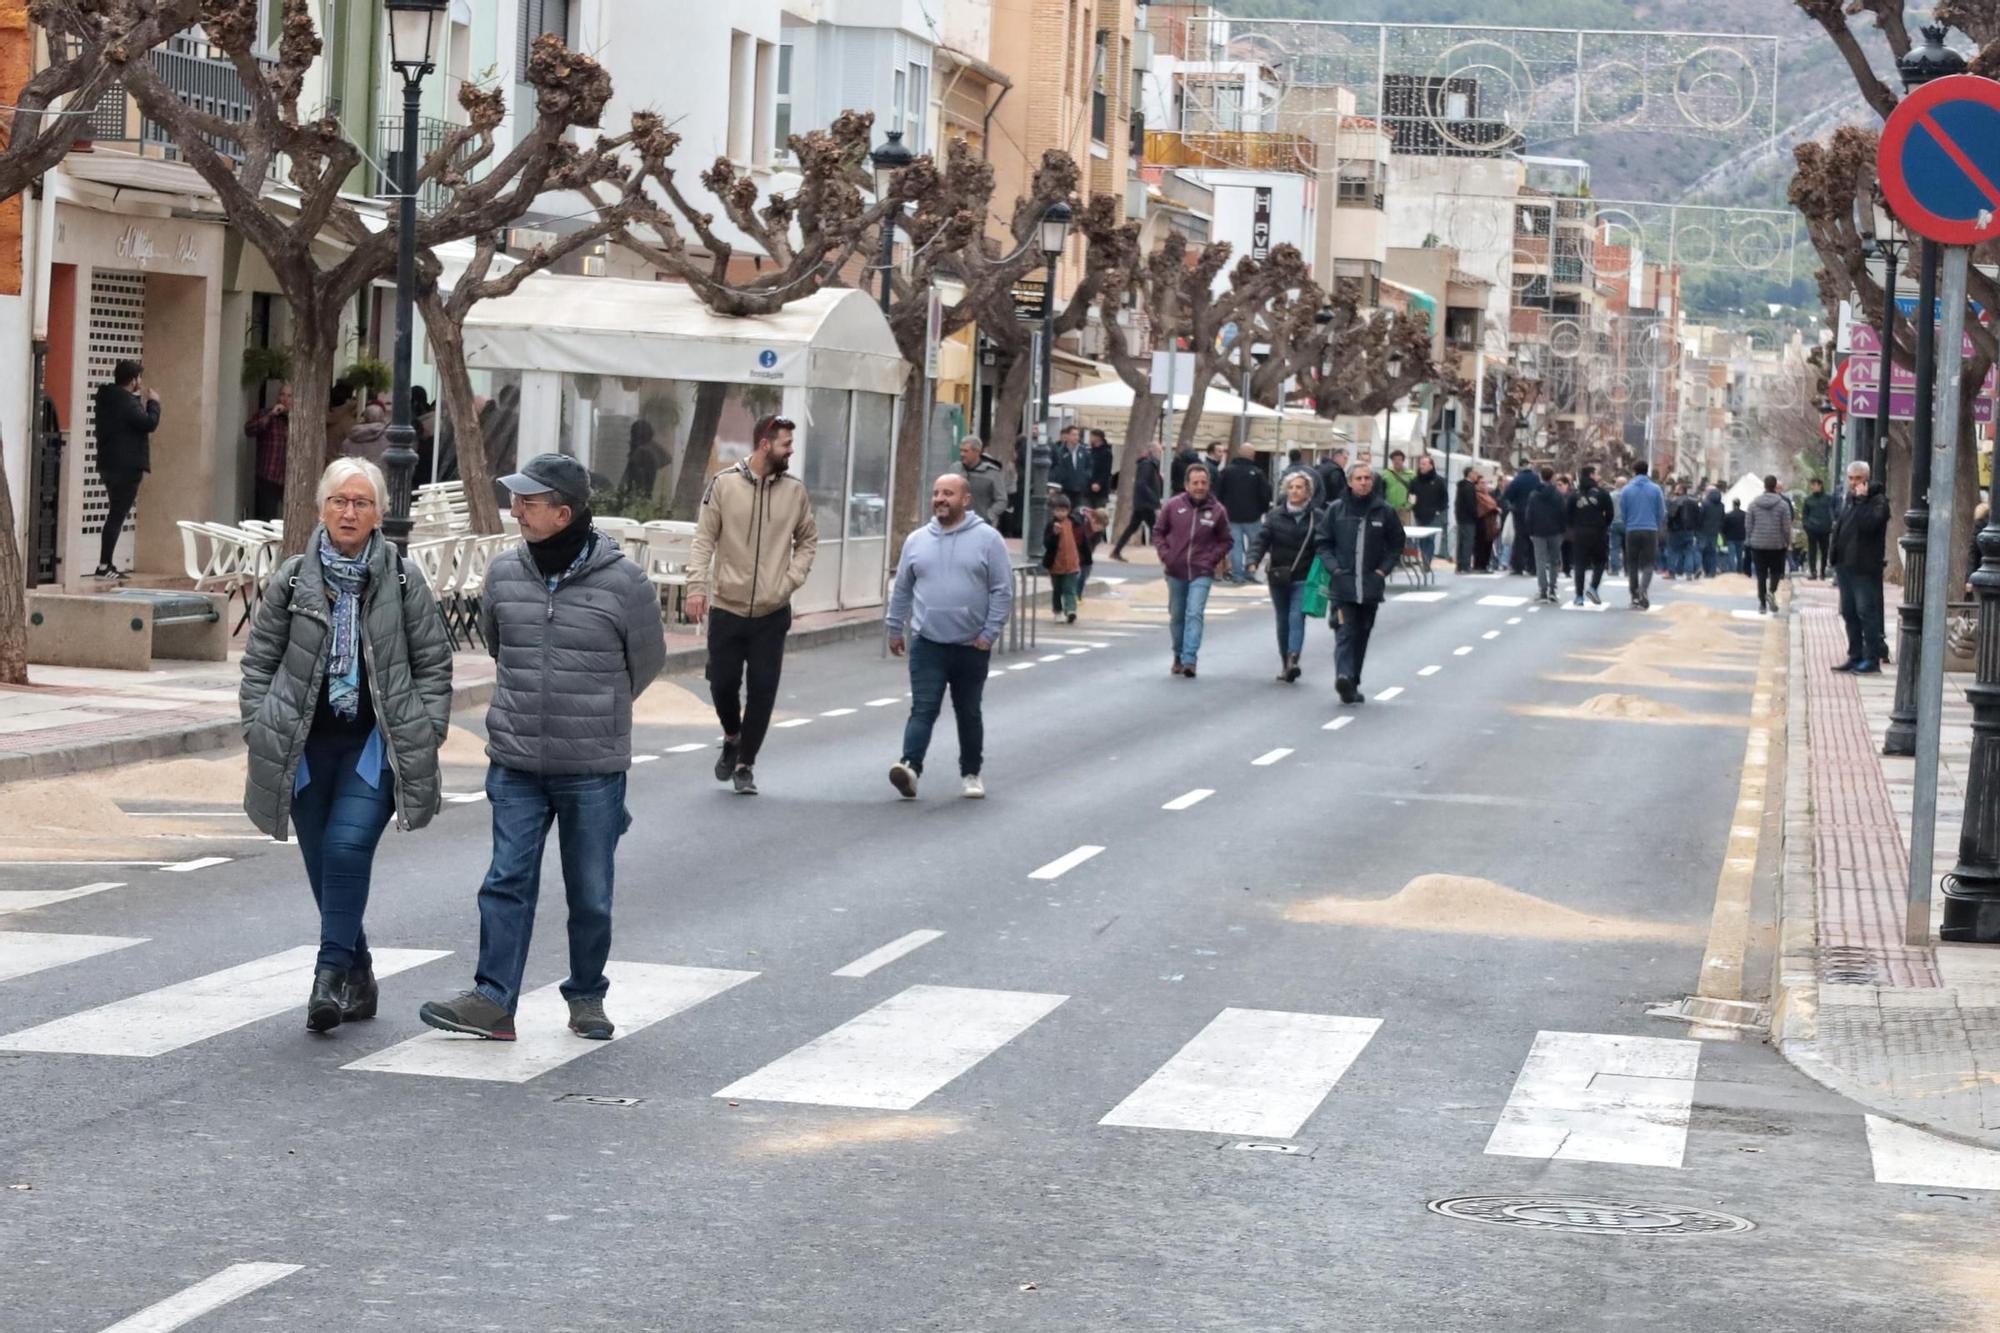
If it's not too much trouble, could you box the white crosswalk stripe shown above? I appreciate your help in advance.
[0,931,146,983]
[1865,1114,2000,1190]
[1486,1030,1699,1168]
[0,946,449,1057]
[716,984,1067,1110]
[97,1262,302,1332]
[0,882,124,915]
[1101,1009,1381,1138]
[346,962,756,1082]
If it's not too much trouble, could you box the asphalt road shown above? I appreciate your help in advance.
[1,566,1995,1332]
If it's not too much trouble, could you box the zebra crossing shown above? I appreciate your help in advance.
[3,929,1997,1188]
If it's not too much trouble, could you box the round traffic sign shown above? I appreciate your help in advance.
[1822,412,1840,444]
[1879,74,2000,246]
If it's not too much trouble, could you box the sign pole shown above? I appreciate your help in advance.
[1906,243,1968,945]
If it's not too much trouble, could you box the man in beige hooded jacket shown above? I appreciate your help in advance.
[686,414,819,794]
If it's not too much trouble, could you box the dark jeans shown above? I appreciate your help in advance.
[1508,515,1535,573]
[1752,547,1786,604]
[1626,530,1659,602]
[1113,508,1155,554]
[901,636,989,777]
[1269,578,1308,658]
[1455,521,1477,572]
[1573,535,1608,596]
[1532,535,1563,599]
[706,605,792,766]
[474,766,630,1013]
[1836,568,1889,664]
[1701,537,1721,578]
[289,733,395,972]
[1807,531,1831,578]
[99,471,142,568]
[254,478,286,522]
[1332,599,1379,684]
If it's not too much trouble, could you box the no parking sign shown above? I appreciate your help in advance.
[1878,74,2000,246]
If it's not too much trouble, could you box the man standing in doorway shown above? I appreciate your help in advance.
[418,452,665,1042]
[886,474,1013,801]
[1154,462,1233,678]
[953,435,1009,529]
[1216,444,1272,584]
[1319,461,1405,705]
[686,415,820,796]
[243,383,291,522]
[1619,459,1667,610]
[1111,441,1163,561]
[92,359,161,579]
[1830,459,1891,673]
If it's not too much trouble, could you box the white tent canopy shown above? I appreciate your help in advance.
[1048,379,1282,418]
[463,277,905,395]
[1724,471,1765,509]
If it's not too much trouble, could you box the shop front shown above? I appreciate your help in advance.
[462,278,905,613]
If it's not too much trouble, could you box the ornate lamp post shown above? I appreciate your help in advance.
[380,0,447,554]
[868,130,915,316]
[1884,24,1966,757]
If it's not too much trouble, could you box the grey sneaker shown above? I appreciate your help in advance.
[567,996,614,1040]
[732,766,758,795]
[418,989,516,1041]
[714,737,739,782]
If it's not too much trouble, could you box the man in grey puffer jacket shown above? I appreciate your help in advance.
[420,453,666,1043]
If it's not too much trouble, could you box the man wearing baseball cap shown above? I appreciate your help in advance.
[419,452,665,1042]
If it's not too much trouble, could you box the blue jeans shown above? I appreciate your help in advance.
[1269,579,1307,658]
[1725,540,1744,575]
[1415,533,1436,567]
[1836,567,1889,663]
[1670,531,1698,575]
[1609,524,1625,573]
[1167,575,1213,666]
[474,766,630,1013]
[1700,539,1720,578]
[290,733,395,971]
[1229,522,1255,581]
[901,636,990,777]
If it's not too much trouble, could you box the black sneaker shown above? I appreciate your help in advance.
[567,996,614,1040]
[419,990,516,1041]
[732,766,758,795]
[1335,675,1359,704]
[1586,588,1601,605]
[714,737,739,782]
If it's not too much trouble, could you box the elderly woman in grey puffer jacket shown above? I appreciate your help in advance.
[240,458,453,1035]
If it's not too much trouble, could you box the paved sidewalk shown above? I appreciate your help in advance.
[0,604,888,783]
[1774,582,2000,1149]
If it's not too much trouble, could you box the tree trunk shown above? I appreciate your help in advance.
[1114,392,1162,522]
[669,381,730,521]
[422,291,501,534]
[283,316,339,557]
[0,433,28,685]
[1177,375,1213,454]
[991,349,1034,492]
[891,360,929,553]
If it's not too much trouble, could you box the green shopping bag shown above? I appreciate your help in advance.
[1300,554,1331,619]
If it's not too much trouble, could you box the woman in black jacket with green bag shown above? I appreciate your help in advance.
[1248,471,1323,683]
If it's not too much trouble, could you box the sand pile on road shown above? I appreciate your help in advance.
[632,679,724,729]
[1285,873,1700,942]
[0,750,251,855]
[1578,693,1690,720]
[438,724,491,767]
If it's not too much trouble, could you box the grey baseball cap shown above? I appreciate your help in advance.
[497,452,590,507]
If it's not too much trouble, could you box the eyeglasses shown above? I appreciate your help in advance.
[324,496,377,514]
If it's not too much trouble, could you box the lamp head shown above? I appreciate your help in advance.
[1900,23,1968,90]
[1039,199,1074,260]
[386,0,448,77]
[870,129,916,199]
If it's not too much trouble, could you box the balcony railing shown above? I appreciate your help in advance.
[75,33,273,165]
[1143,129,1316,174]
[375,116,473,216]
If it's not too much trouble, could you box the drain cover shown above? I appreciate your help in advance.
[1428,1195,1754,1236]
[555,1094,643,1107]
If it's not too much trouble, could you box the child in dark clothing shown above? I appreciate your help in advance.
[1042,496,1092,623]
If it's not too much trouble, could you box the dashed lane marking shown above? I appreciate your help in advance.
[1039,654,1065,662]
[832,929,945,979]
[1008,663,1037,671]
[1393,591,1450,603]
[95,1262,303,1333]
[773,718,814,729]
[631,754,660,764]
[1417,666,1442,677]
[865,697,902,706]
[1479,595,1530,608]
[1162,789,1215,811]
[665,743,710,754]
[1483,630,1501,640]
[1323,717,1353,732]
[821,708,858,717]
[1374,687,1405,701]
[1251,748,1294,767]
[1029,845,1105,880]
[158,857,231,873]
[1454,646,1473,656]
[1507,617,1523,625]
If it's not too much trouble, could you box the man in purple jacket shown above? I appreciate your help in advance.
[1153,463,1234,679]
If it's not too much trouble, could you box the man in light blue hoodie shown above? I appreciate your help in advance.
[1617,459,1668,610]
[886,474,1015,800]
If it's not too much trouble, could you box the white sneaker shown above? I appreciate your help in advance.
[960,774,985,799]
[889,761,918,799]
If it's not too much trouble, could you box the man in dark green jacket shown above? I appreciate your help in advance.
[1317,461,1406,705]
[1801,477,1836,579]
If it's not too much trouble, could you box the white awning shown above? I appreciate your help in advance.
[462,275,905,395]
[1049,379,1282,418]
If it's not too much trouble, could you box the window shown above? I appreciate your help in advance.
[893,67,906,135]
[517,0,571,82]
[1091,31,1108,143]
[1336,160,1383,210]
[905,62,928,153]
[774,42,793,156]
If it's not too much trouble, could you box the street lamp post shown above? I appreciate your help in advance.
[1884,24,1965,758]
[380,0,446,555]
[1023,199,1072,557]
[868,130,915,316]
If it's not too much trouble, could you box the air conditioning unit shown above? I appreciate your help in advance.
[1132,30,1154,72]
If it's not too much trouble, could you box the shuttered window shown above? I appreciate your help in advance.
[516,0,571,81]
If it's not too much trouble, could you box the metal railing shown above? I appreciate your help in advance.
[375,115,471,215]
[70,32,272,165]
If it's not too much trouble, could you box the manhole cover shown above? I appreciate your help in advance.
[1428,1195,1754,1236]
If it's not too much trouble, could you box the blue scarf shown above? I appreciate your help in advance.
[318,529,372,720]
